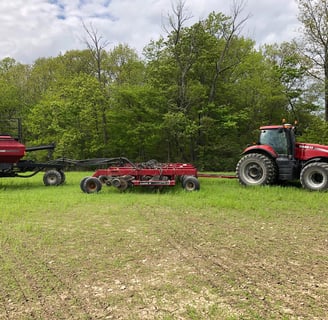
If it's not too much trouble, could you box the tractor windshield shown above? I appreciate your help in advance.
[260,128,288,155]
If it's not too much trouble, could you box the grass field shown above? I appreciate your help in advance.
[1,172,328,319]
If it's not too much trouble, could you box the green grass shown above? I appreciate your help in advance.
[1,172,328,319]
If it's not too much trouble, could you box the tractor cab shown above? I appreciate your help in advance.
[259,124,296,158]
[258,124,298,181]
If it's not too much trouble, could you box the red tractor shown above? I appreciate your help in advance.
[236,123,328,191]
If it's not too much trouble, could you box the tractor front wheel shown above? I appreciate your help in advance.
[236,153,277,186]
[300,162,328,191]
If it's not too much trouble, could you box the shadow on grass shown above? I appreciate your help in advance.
[275,179,302,189]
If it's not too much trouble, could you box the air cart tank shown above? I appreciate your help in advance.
[0,135,25,163]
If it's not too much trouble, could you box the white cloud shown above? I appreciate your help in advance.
[0,0,301,64]
[244,0,300,45]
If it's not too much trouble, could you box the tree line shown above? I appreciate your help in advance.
[1,0,328,170]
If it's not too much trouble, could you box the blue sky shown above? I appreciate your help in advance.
[0,0,300,64]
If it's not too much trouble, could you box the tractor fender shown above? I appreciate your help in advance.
[241,144,278,159]
[302,157,328,167]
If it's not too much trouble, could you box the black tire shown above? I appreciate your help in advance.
[117,178,129,191]
[83,177,102,194]
[80,176,89,192]
[182,176,200,191]
[43,170,62,186]
[300,162,328,191]
[236,153,277,186]
[59,170,66,185]
[180,175,186,187]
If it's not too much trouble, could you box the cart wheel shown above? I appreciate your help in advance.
[117,178,129,191]
[43,170,62,186]
[83,177,102,194]
[182,176,200,191]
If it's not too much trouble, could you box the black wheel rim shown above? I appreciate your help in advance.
[246,163,263,180]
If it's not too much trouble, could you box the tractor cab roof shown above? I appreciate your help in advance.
[260,124,294,130]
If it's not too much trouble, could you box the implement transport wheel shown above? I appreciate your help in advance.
[43,169,62,186]
[117,178,129,192]
[300,162,328,191]
[82,177,102,194]
[80,177,89,192]
[236,153,277,186]
[183,176,200,191]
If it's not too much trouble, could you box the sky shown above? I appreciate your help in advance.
[0,0,301,64]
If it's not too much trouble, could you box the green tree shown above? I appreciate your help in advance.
[0,58,30,116]
[297,0,328,120]
[28,74,107,159]
[262,41,319,126]
[103,44,145,85]
[144,4,255,169]
[107,84,166,161]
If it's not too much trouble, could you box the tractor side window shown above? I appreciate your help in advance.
[260,129,288,155]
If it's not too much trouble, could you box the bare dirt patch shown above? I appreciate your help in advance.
[1,188,328,319]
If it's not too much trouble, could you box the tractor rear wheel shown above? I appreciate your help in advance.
[43,169,62,186]
[236,153,277,186]
[300,162,328,191]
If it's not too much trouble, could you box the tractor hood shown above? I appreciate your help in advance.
[295,142,328,161]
